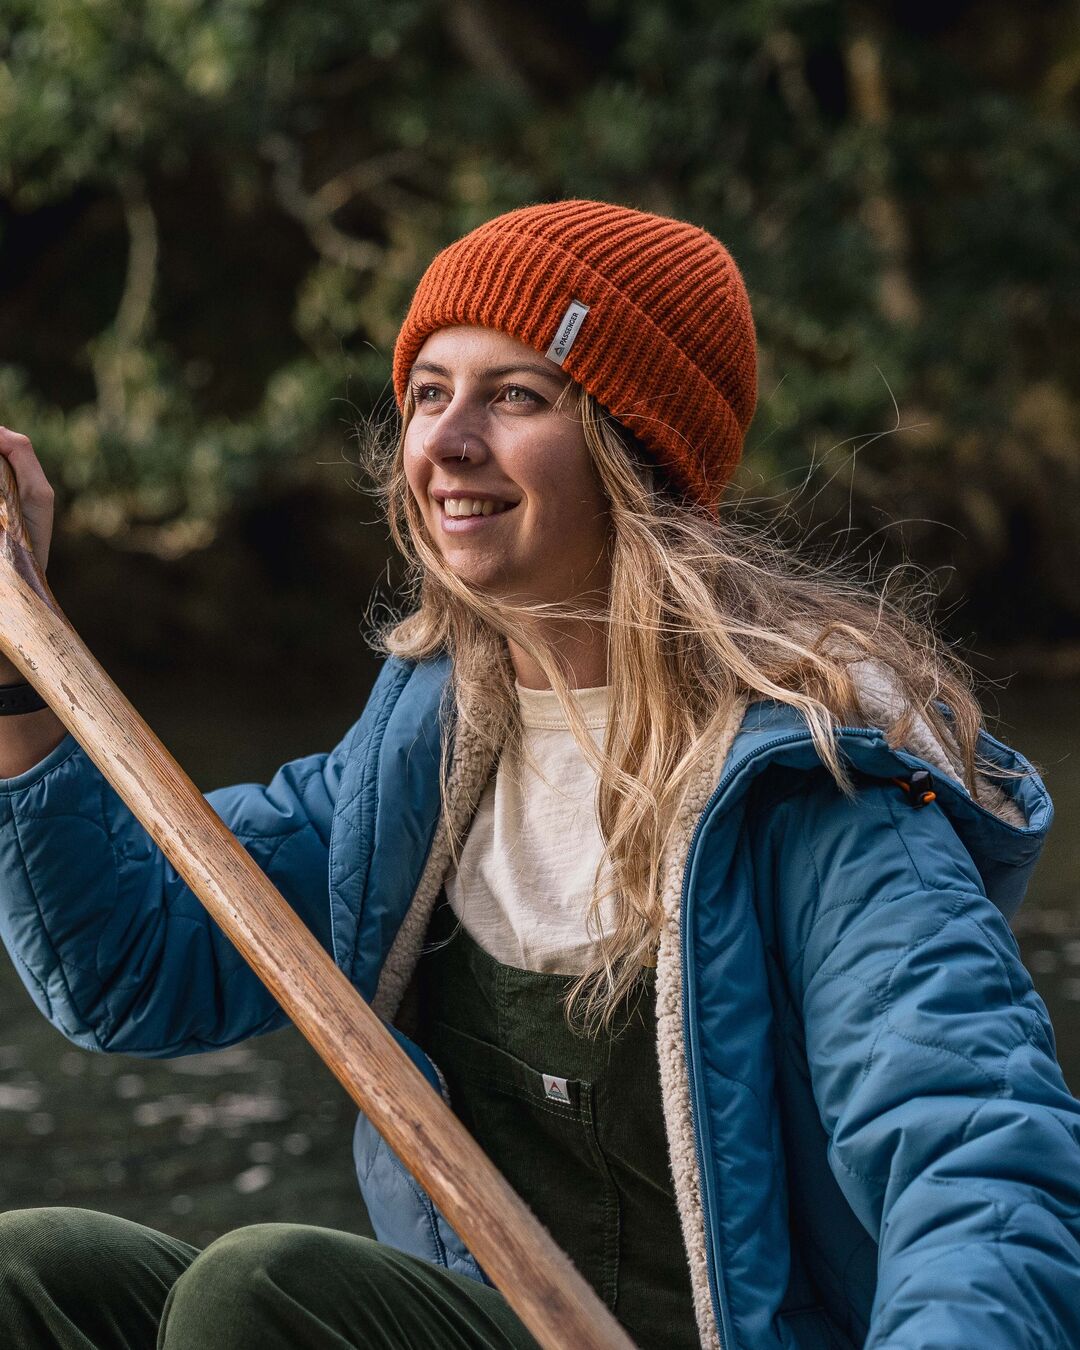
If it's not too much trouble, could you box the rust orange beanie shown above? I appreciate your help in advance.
[393,199,757,507]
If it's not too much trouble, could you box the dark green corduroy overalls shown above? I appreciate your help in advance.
[415,900,699,1349]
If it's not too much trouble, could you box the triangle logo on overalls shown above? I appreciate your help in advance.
[543,1074,571,1104]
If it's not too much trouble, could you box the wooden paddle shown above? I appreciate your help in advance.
[0,459,636,1350]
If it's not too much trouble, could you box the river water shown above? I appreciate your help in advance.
[0,669,1077,1246]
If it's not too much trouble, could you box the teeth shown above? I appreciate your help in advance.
[442,497,509,518]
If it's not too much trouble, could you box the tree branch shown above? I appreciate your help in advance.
[447,0,530,96]
[844,20,921,326]
[261,136,413,272]
[90,174,159,429]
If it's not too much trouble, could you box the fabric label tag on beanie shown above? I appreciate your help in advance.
[545,300,590,365]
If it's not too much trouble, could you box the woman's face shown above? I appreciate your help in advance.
[403,326,611,607]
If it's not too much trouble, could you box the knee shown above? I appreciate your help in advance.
[0,1206,168,1339]
[161,1227,409,1349]
[162,1224,374,1346]
[0,1207,192,1347]
[0,1207,107,1292]
[166,1223,314,1301]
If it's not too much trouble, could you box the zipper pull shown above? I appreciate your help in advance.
[890,769,937,809]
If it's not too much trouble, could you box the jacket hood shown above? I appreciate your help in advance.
[726,697,1051,922]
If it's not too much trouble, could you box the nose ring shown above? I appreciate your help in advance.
[461,438,468,460]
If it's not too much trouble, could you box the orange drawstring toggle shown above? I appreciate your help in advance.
[891,771,937,809]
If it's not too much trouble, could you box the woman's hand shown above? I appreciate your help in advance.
[0,426,55,572]
[0,426,56,687]
[0,422,65,771]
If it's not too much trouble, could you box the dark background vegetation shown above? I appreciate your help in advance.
[2,0,1079,684]
[1,0,1079,1242]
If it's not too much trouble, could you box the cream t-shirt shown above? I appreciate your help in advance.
[444,683,613,975]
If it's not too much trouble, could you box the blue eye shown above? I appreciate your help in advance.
[411,383,444,404]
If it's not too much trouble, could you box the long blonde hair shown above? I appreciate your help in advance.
[361,382,984,1028]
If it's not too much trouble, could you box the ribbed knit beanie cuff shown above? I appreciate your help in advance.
[393,199,757,507]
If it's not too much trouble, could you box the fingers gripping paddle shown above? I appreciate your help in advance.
[0,459,636,1350]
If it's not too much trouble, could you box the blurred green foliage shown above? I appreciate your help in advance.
[1,0,1078,638]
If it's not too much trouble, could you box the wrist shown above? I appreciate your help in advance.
[0,681,48,714]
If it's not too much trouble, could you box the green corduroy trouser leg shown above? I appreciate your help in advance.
[0,1207,541,1349]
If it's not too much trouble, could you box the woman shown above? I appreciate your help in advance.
[0,199,1076,1349]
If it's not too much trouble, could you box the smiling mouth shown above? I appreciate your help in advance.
[439,497,517,518]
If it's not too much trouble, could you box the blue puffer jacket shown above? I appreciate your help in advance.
[0,654,1078,1349]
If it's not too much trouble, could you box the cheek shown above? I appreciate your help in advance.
[525,430,595,501]
[533,452,605,524]
[402,437,429,501]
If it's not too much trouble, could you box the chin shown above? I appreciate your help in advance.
[440,557,514,595]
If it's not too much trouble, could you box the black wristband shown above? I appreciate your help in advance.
[0,681,48,715]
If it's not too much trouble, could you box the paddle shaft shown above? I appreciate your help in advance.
[0,463,636,1350]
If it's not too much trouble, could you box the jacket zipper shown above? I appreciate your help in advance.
[679,727,859,1350]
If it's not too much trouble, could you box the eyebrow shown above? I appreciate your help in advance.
[409,360,569,387]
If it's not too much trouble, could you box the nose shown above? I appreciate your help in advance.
[421,402,489,467]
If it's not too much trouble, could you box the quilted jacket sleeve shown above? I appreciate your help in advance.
[0,713,362,1058]
[776,773,1080,1350]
